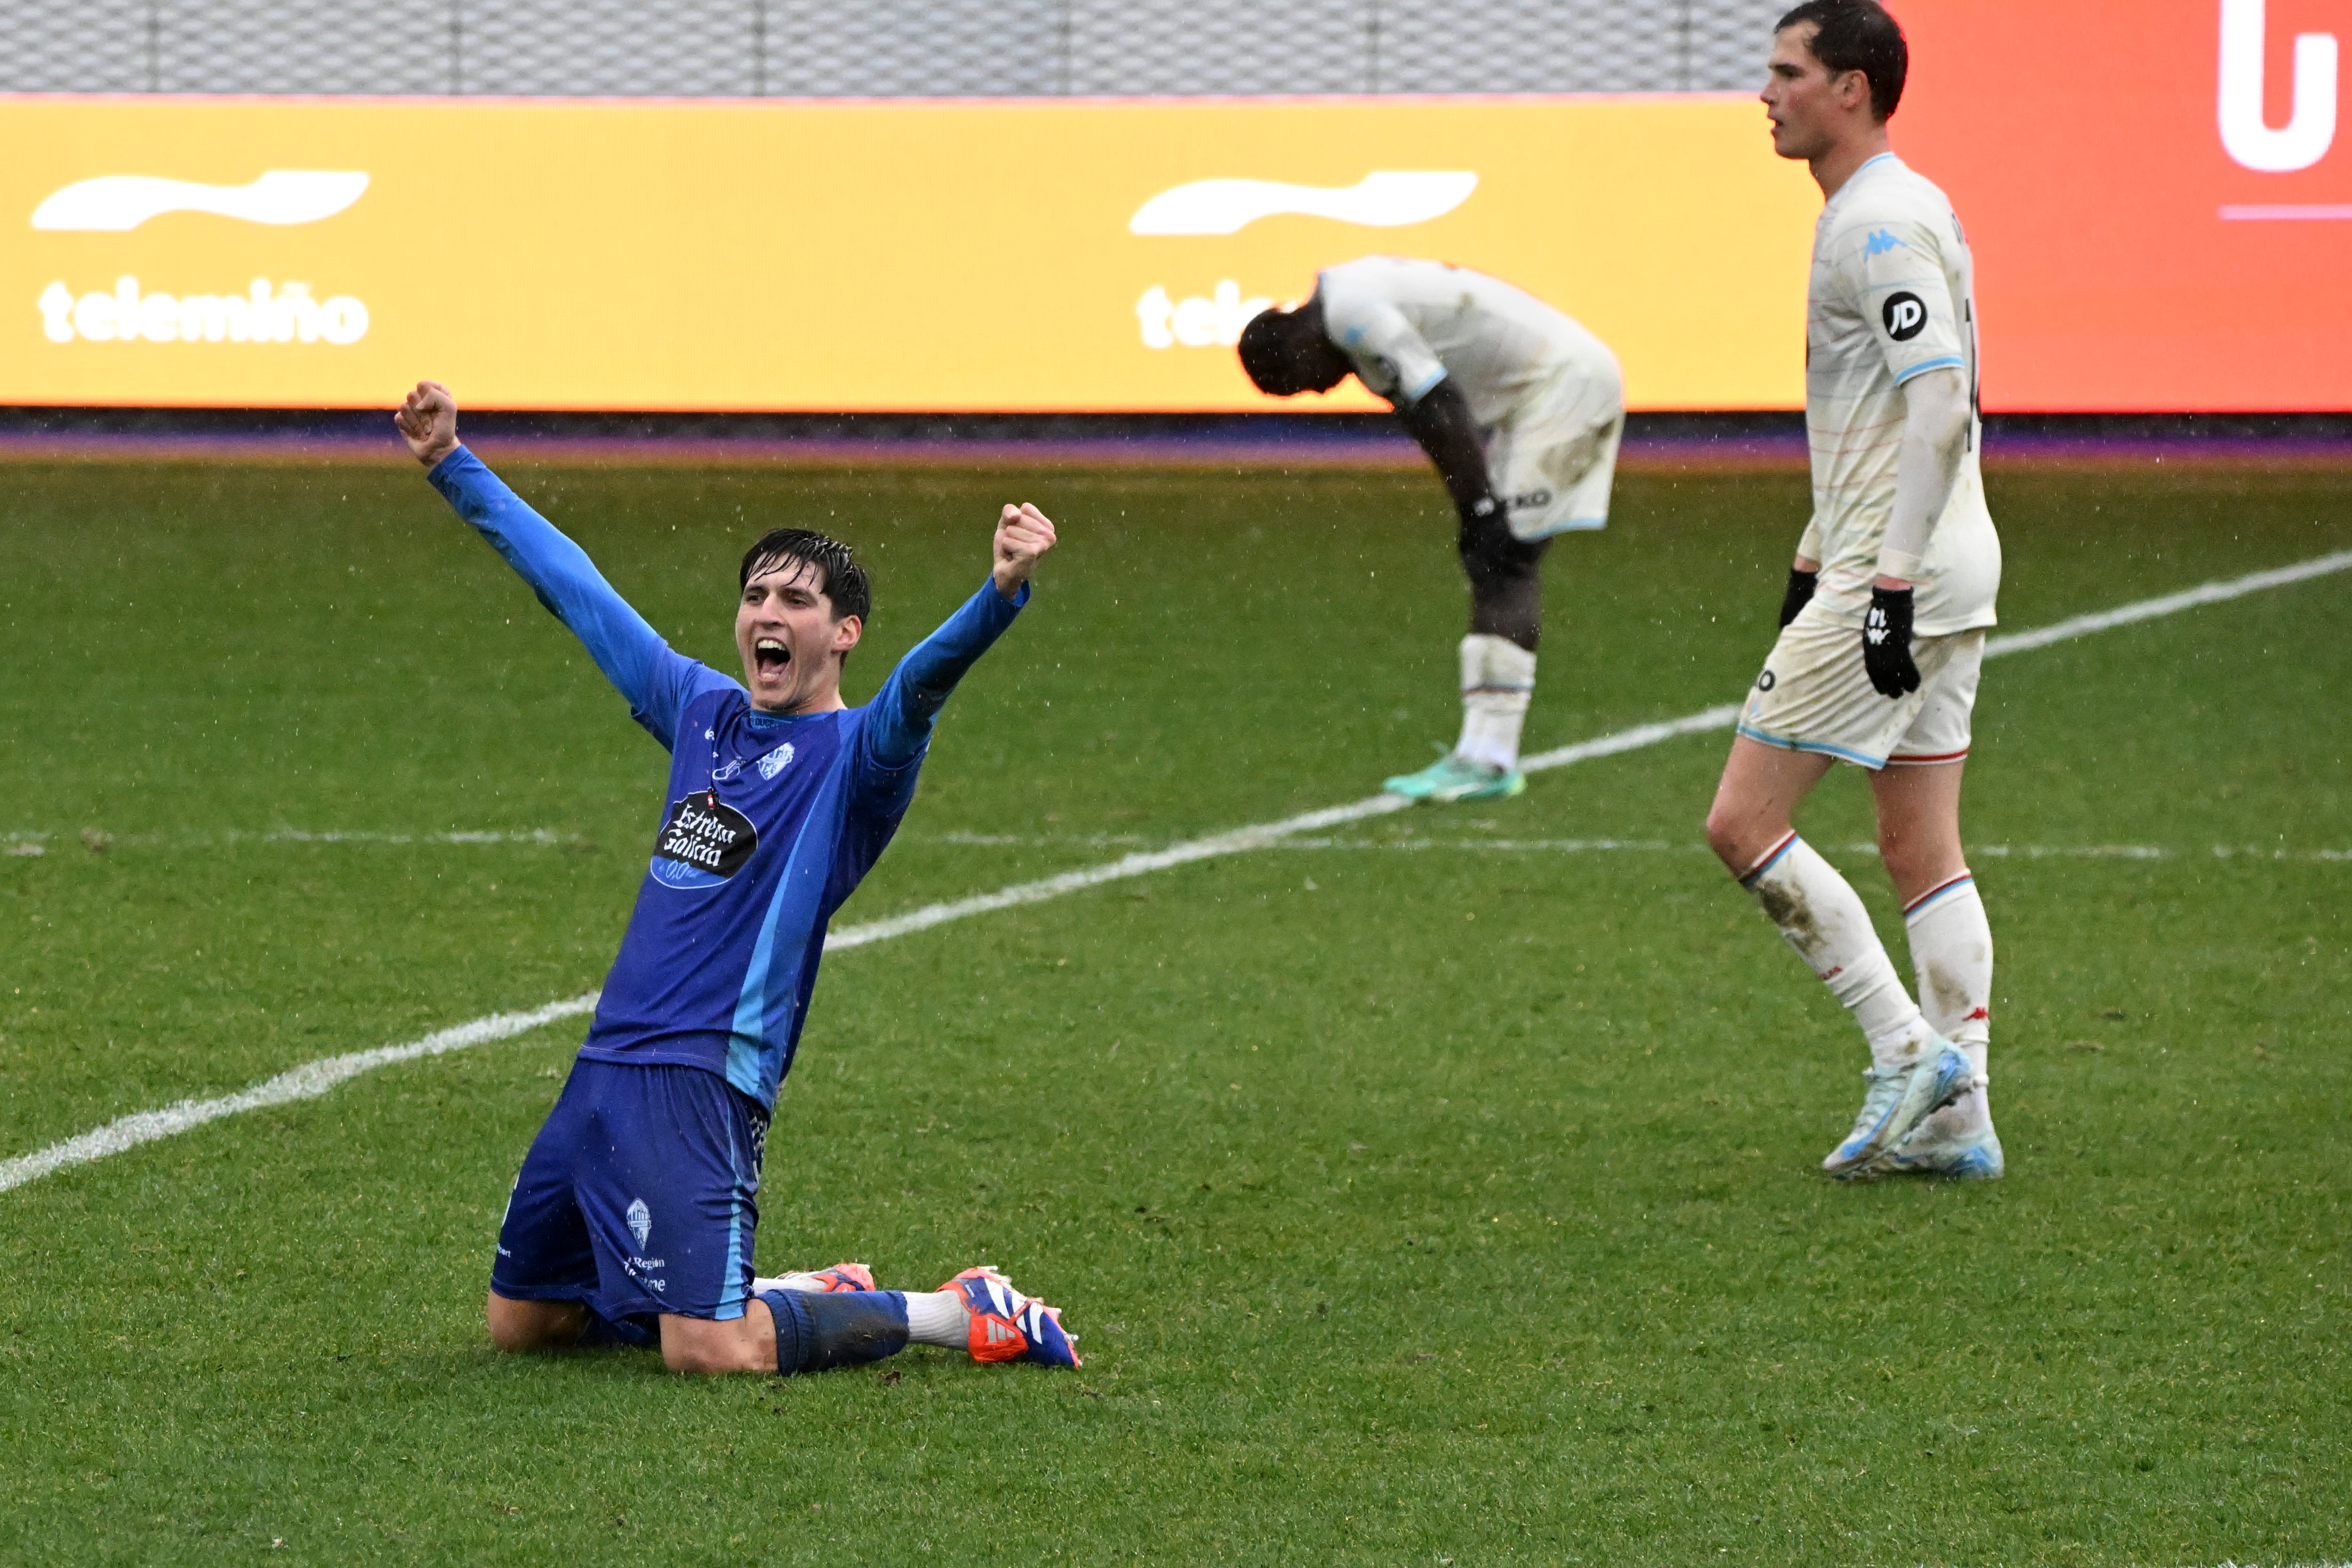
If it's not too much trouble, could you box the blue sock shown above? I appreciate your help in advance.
[758,1289,910,1374]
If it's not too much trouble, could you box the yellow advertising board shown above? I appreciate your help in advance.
[2,95,1814,412]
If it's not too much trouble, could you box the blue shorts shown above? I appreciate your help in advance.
[490,1058,768,1323]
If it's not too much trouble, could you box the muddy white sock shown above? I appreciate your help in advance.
[1454,633,1535,771]
[1742,833,1932,1069]
[1904,872,1994,1136]
[904,1290,967,1349]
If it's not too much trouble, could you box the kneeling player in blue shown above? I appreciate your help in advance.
[394,381,1079,1375]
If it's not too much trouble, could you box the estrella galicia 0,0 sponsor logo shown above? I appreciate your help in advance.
[649,790,758,890]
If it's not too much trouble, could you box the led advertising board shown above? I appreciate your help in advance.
[1897,0,2352,412]
[7,0,2348,414]
[3,94,1815,412]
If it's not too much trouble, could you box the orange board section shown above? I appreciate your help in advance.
[1898,0,2352,412]
[2,94,1816,413]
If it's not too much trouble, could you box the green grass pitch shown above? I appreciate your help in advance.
[1,453,2347,1564]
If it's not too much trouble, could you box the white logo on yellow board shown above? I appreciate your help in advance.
[39,277,369,345]
[31,171,369,232]
[1135,280,1272,350]
[1128,171,1476,236]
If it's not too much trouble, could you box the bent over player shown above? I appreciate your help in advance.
[1702,0,2002,1180]
[1238,257,1625,802]
[393,382,1080,1373]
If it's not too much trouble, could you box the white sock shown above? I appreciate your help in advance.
[1904,872,1994,1137]
[1454,633,1535,771]
[1742,833,1933,1069]
[904,1290,968,1349]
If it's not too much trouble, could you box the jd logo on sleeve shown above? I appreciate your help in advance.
[1881,291,1928,342]
[649,790,759,890]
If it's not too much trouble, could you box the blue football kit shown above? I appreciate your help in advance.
[426,447,1025,1330]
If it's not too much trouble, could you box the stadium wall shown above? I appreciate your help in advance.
[5,0,2349,414]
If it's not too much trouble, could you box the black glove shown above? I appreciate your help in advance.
[1460,493,1506,529]
[1862,585,1921,697]
[1778,567,1818,628]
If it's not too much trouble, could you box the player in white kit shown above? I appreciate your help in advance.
[1701,0,2004,1180]
[1238,257,1625,802]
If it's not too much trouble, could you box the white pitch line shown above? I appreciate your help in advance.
[832,546,2352,949]
[6,547,2349,1196]
[2,828,575,853]
[1978,548,2352,657]
[0,994,599,1195]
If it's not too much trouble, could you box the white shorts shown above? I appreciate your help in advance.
[1739,603,1984,769]
[1487,366,1624,542]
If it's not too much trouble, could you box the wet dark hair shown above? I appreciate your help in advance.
[738,527,871,622]
[1237,307,1322,396]
[1777,0,1907,122]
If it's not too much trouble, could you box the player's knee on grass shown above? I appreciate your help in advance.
[1457,512,1546,650]
[660,1312,777,1376]
[485,1292,586,1353]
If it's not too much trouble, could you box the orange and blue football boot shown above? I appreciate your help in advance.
[939,1267,1080,1368]
[751,1261,876,1296]
[806,1262,876,1292]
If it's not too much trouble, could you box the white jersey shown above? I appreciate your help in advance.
[1317,256,1620,428]
[1803,154,2000,636]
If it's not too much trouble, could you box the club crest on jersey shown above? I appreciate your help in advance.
[626,1198,652,1249]
[1882,291,1928,342]
[711,742,793,784]
[649,789,759,890]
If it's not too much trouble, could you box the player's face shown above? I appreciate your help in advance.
[1280,317,1351,395]
[1762,24,1852,161]
[734,558,863,713]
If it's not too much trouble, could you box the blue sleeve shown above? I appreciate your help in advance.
[854,576,1029,797]
[427,445,735,749]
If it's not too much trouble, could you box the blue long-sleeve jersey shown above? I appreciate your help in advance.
[429,446,1026,1109]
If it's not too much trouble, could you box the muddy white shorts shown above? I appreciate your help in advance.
[1739,603,1985,769]
[1487,364,1624,542]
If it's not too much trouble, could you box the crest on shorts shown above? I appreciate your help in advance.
[626,1197,652,1249]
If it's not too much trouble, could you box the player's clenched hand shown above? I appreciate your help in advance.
[1861,584,1921,698]
[992,502,1057,600]
[393,380,460,467]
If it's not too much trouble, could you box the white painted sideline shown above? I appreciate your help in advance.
[0,994,598,1195]
[830,545,2352,950]
[5,547,2349,1196]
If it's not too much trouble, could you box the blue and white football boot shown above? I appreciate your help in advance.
[1879,1120,2005,1181]
[1820,1040,1977,1179]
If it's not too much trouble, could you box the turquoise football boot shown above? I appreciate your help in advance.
[1382,753,1526,803]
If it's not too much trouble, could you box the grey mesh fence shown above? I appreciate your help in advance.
[0,0,1791,97]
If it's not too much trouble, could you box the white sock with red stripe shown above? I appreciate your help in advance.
[1902,871,1995,1137]
[1454,634,1536,771]
[1741,833,1933,1069]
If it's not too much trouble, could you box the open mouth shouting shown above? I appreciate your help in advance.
[753,635,790,677]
